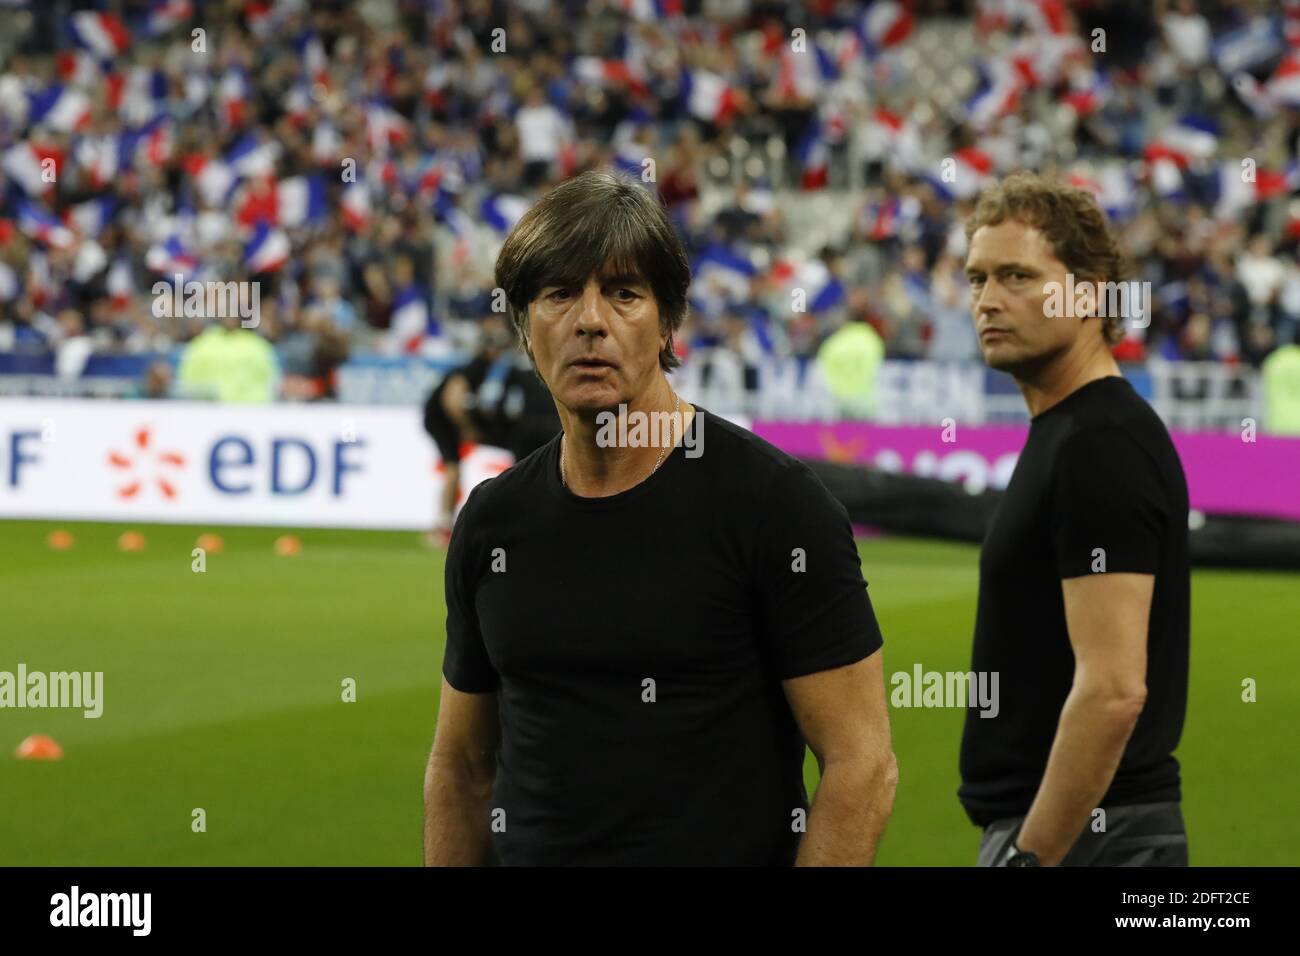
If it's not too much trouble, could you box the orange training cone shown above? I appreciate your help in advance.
[195,533,224,554]
[273,534,301,556]
[15,734,64,760]
[117,530,147,552]
[46,529,74,550]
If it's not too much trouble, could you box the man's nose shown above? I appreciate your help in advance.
[574,283,608,335]
[974,277,1005,318]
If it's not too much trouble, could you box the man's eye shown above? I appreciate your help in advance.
[614,288,638,300]
[548,289,571,301]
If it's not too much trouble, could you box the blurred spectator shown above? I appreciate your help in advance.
[815,309,885,420]
[130,360,173,400]
[176,315,279,403]
[1261,328,1300,435]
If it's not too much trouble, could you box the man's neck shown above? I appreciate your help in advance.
[1016,337,1121,418]
[561,385,694,498]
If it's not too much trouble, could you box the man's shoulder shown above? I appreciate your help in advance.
[696,408,829,498]
[458,435,558,520]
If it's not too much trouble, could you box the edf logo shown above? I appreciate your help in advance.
[3,430,42,487]
[209,435,365,496]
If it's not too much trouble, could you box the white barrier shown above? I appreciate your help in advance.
[0,399,514,530]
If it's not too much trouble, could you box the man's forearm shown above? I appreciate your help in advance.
[795,751,898,866]
[423,756,495,866]
[1015,683,1145,866]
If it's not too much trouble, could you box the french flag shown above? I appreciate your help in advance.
[868,107,907,144]
[124,115,173,168]
[775,43,838,99]
[226,133,280,177]
[480,193,531,234]
[28,85,92,133]
[1067,165,1136,221]
[1145,116,1219,170]
[967,58,1022,129]
[366,104,410,152]
[293,31,330,87]
[243,222,291,273]
[391,286,435,353]
[862,195,902,241]
[794,124,830,190]
[859,1,914,55]
[17,201,76,250]
[148,0,194,36]
[68,196,117,237]
[691,244,757,306]
[613,141,646,181]
[620,0,683,22]
[1268,52,1300,109]
[118,66,169,123]
[184,153,238,207]
[146,234,200,275]
[768,258,845,313]
[925,147,994,201]
[1061,67,1109,117]
[2,142,62,196]
[340,183,371,231]
[276,174,327,228]
[55,50,102,88]
[1217,159,1300,217]
[683,69,739,124]
[107,257,134,308]
[1212,18,1284,75]
[218,69,251,128]
[572,57,648,96]
[440,205,476,266]
[69,12,131,60]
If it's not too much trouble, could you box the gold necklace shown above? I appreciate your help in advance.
[560,392,682,491]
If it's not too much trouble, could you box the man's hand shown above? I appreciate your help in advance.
[783,650,898,866]
[1014,572,1153,866]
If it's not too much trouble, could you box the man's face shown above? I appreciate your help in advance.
[964,220,1085,375]
[526,269,666,415]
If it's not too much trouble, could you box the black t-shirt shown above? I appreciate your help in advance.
[442,407,884,865]
[958,376,1190,826]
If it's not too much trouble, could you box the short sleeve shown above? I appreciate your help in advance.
[753,461,884,680]
[442,490,500,693]
[1050,426,1167,579]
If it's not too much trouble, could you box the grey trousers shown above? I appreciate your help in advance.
[976,801,1188,867]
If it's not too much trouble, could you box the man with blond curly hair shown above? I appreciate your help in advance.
[960,173,1191,867]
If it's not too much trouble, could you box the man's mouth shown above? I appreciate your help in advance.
[571,357,616,368]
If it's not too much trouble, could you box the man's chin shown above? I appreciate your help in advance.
[980,343,1029,375]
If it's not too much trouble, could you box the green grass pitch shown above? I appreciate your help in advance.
[1,520,1294,865]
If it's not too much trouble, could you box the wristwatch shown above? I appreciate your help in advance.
[1003,842,1041,866]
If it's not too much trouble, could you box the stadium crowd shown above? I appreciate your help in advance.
[0,0,1299,402]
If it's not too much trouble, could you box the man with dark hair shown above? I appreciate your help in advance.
[960,173,1191,866]
[423,169,897,866]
